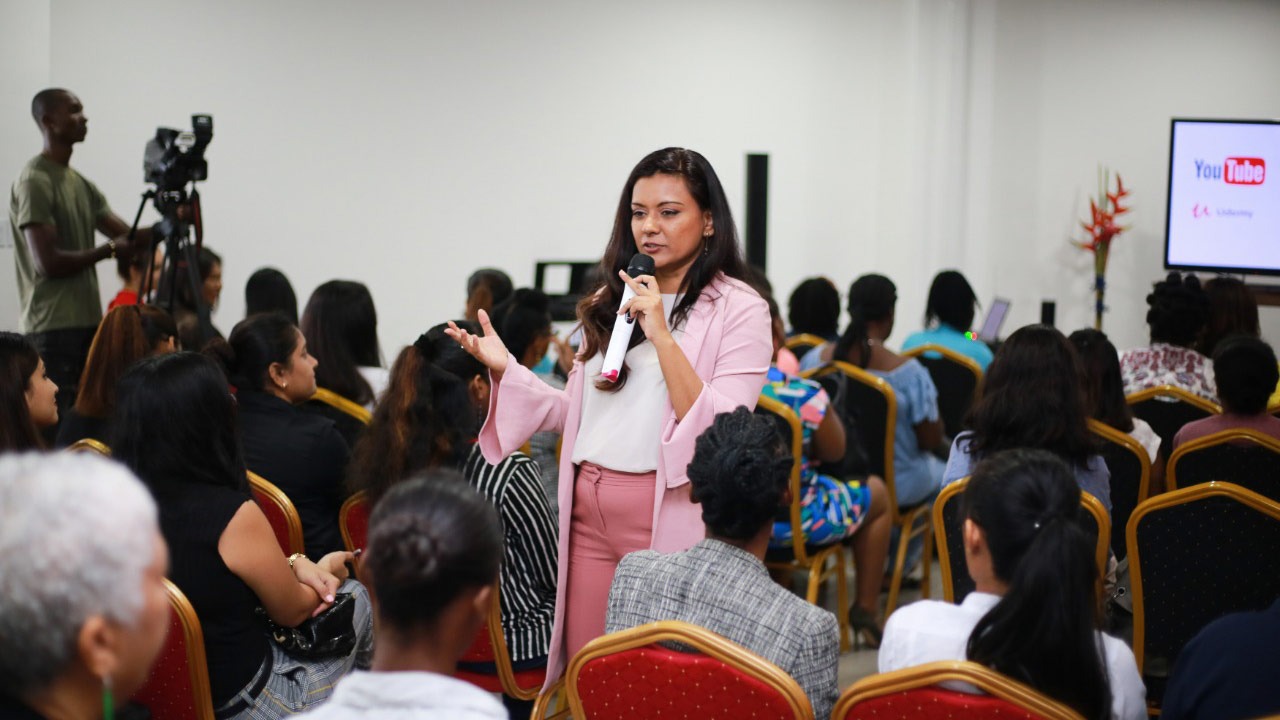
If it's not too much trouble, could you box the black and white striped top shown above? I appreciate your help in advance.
[462,444,559,662]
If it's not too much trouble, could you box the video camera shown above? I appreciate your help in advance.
[143,114,213,192]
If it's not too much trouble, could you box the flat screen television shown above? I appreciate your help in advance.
[1165,118,1280,275]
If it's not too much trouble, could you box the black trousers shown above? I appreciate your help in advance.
[27,326,96,443]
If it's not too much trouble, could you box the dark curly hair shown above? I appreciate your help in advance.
[363,470,502,633]
[787,277,841,338]
[1213,335,1279,415]
[1146,272,1209,347]
[686,407,792,540]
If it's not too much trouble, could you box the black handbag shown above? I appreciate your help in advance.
[256,592,357,659]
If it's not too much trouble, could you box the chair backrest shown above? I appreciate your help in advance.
[834,660,1084,720]
[902,344,983,440]
[803,362,899,511]
[933,477,1110,604]
[1167,428,1280,501]
[338,491,370,552]
[754,395,813,565]
[1128,481,1280,706]
[1087,419,1150,561]
[310,386,372,424]
[455,582,546,700]
[1126,385,1221,460]
[566,621,811,719]
[131,579,216,720]
[784,333,826,358]
[247,471,305,556]
[66,438,111,456]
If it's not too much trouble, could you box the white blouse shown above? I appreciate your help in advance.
[879,593,1147,720]
[572,294,681,473]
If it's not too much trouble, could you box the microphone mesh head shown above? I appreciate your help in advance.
[627,253,656,276]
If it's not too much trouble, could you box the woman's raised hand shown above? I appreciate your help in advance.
[446,310,509,377]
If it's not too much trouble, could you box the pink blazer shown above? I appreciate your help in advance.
[479,273,772,682]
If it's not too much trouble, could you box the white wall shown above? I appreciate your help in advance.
[5,0,1280,357]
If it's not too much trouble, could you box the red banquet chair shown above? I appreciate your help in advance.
[834,660,1084,720]
[339,491,370,552]
[247,471,305,557]
[131,579,216,720]
[454,584,546,701]
[538,620,811,720]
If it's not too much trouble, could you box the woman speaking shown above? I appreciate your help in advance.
[448,147,772,681]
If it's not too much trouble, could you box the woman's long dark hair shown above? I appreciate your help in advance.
[1068,328,1134,433]
[576,147,747,391]
[833,274,897,368]
[0,332,44,452]
[111,352,247,495]
[348,322,487,506]
[1198,276,1259,357]
[963,448,1110,720]
[205,312,300,394]
[74,305,174,418]
[301,280,381,406]
[966,324,1096,467]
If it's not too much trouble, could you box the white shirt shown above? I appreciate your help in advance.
[572,294,681,472]
[1129,417,1161,463]
[879,593,1146,720]
[304,670,505,720]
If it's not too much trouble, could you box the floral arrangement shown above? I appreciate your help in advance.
[1074,167,1131,330]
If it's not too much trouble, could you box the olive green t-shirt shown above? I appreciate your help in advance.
[9,154,110,333]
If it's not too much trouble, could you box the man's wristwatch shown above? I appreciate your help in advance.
[105,239,117,259]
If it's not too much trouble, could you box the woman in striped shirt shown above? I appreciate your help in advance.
[348,321,557,717]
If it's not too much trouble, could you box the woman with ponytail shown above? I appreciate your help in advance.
[799,274,945,508]
[206,312,350,558]
[348,321,557,717]
[879,448,1145,719]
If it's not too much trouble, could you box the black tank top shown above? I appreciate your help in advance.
[156,482,270,706]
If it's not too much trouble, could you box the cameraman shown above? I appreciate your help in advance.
[9,88,159,428]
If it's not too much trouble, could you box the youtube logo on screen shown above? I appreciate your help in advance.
[1224,157,1265,185]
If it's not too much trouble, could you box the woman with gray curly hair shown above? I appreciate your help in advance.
[0,452,170,719]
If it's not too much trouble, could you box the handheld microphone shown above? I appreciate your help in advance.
[600,253,657,382]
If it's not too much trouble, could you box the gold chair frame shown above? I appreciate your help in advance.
[1087,418,1153,502]
[783,333,827,355]
[1125,384,1222,415]
[757,394,851,651]
[932,476,1110,603]
[311,387,372,424]
[148,579,217,720]
[833,660,1085,720]
[66,438,111,456]
[338,491,368,553]
[1127,481,1280,677]
[901,343,984,397]
[803,361,932,617]
[483,583,543,701]
[247,471,305,556]
[1166,428,1280,490]
[564,621,812,720]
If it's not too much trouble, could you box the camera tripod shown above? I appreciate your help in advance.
[127,186,216,349]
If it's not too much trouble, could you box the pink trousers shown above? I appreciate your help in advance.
[564,462,656,660]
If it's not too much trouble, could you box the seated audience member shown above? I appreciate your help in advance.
[56,304,177,447]
[161,245,224,350]
[306,473,507,720]
[245,267,299,324]
[761,290,891,646]
[300,280,386,445]
[801,274,946,509]
[945,325,1112,511]
[112,352,372,716]
[880,449,1145,720]
[1119,272,1215,403]
[607,407,839,719]
[107,243,163,310]
[1197,276,1259,358]
[208,312,350,558]
[1173,335,1280,448]
[786,276,841,341]
[348,322,556,716]
[490,288,564,511]
[1161,596,1280,720]
[0,332,59,452]
[902,270,994,372]
[0,453,169,720]
[1069,328,1164,492]
[464,268,513,322]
